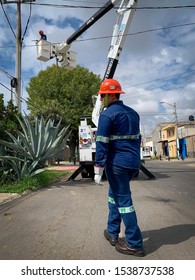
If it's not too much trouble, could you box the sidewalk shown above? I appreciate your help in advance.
[47,163,78,171]
[0,193,21,204]
[0,162,78,205]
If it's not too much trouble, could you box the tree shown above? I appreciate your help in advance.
[26,65,101,159]
[0,94,21,141]
[0,95,22,183]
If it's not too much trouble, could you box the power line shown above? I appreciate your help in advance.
[0,67,14,79]
[22,1,32,41]
[26,2,195,9]
[0,21,195,49]
[0,81,11,91]
[27,2,114,8]
[0,81,38,109]
[0,0,16,38]
[134,6,195,10]
[124,68,195,89]
[139,112,173,115]
[77,22,195,42]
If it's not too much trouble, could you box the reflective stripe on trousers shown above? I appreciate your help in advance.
[108,196,135,213]
[105,164,143,249]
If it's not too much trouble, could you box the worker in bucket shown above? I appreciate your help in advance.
[94,79,145,257]
[39,30,47,40]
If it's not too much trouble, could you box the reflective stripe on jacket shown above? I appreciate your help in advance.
[95,100,141,169]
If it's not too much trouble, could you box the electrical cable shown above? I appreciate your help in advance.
[26,2,195,9]
[1,21,195,49]
[0,81,39,110]
[22,1,32,41]
[76,22,195,42]
[124,69,195,89]
[0,82,11,91]
[0,67,14,79]
[0,0,16,38]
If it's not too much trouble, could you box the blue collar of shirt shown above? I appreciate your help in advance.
[107,100,123,107]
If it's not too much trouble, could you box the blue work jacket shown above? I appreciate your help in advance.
[95,100,141,169]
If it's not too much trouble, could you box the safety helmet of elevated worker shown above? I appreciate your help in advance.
[39,30,47,40]
[97,78,125,107]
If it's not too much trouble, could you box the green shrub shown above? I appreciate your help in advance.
[0,170,68,193]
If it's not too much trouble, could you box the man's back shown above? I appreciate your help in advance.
[96,100,141,169]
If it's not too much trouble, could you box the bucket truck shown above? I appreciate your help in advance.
[37,0,155,180]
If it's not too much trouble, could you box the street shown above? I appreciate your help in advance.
[0,159,195,260]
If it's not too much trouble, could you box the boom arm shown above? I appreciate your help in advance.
[103,0,137,79]
[37,0,121,66]
[92,0,137,127]
[37,0,137,127]
[66,0,121,46]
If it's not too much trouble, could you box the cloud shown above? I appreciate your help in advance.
[0,0,195,135]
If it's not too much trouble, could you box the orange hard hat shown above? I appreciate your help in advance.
[39,30,44,35]
[97,79,125,94]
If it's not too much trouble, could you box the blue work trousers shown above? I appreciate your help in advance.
[105,164,143,249]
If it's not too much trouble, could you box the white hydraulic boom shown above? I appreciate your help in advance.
[92,0,137,127]
[36,0,156,180]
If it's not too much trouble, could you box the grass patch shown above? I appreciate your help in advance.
[0,170,69,194]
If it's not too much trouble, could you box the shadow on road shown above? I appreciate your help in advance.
[135,171,169,180]
[142,224,195,255]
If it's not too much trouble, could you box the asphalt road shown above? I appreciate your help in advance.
[0,159,195,260]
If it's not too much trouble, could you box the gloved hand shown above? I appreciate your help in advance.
[94,166,104,185]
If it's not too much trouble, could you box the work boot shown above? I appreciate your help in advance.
[115,240,145,257]
[104,229,118,246]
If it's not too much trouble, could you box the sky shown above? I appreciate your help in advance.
[0,0,195,136]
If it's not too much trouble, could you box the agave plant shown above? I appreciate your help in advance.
[0,115,70,181]
[0,156,44,181]
[0,145,14,183]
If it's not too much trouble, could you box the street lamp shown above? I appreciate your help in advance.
[160,101,179,159]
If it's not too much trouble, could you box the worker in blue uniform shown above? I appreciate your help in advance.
[39,30,47,41]
[94,79,145,257]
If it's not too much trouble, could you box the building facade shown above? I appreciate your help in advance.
[152,121,195,158]
[151,122,173,157]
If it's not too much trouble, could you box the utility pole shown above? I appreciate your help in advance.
[15,0,22,112]
[2,0,35,111]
